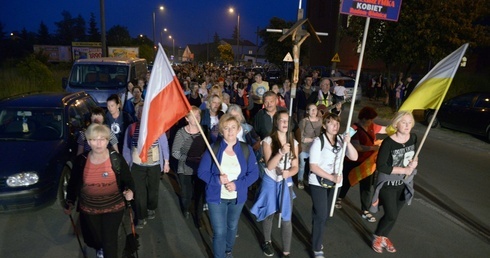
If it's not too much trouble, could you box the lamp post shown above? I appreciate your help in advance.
[152,5,164,47]
[228,7,240,65]
[169,35,175,61]
[160,28,168,46]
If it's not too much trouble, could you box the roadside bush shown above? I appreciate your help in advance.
[17,54,55,88]
[0,55,68,99]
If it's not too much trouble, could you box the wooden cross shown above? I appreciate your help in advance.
[266,4,328,95]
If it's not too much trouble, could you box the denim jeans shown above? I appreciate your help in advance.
[208,199,245,258]
[298,151,310,182]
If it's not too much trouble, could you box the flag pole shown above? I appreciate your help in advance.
[278,89,296,228]
[398,43,469,177]
[330,17,371,217]
[189,111,224,175]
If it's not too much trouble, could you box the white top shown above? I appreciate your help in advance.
[333,85,346,97]
[220,151,240,199]
[262,136,298,184]
[236,127,245,143]
[221,103,228,113]
[210,115,219,128]
[308,134,344,187]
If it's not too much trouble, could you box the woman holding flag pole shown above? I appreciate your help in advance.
[250,109,299,257]
[197,114,259,258]
[370,111,418,253]
[308,113,357,258]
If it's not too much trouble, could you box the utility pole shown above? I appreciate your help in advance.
[100,0,107,57]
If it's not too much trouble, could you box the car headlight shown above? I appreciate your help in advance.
[7,172,39,187]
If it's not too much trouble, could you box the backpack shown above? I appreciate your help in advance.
[211,138,250,162]
[318,133,343,151]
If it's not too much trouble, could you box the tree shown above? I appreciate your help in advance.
[106,25,131,46]
[138,44,155,63]
[87,13,100,42]
[54,10,75,44]
[258,17,297,65]
[345,0,490,77]
[232,25,238,41]
[218,44,234,63]
[133,35,155,62]
[0,22,5,41]
[210,32,221,62]
[73,14,86,42]
[37,21,51,44]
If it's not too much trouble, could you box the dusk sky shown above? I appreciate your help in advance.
[2,0,303,48]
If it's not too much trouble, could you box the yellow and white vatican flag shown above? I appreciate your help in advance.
[399,43,469,168]
[399,43,469,111]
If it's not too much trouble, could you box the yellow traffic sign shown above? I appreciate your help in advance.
[331,53,340,62]
[283,52,293,62]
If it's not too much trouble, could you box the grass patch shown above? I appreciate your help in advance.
[0,61,69,99]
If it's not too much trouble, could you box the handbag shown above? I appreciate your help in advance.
[317,175,335,188]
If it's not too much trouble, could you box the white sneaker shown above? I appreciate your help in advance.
[96,248,104,258]
[136,219,147,229]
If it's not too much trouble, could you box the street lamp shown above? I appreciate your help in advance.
[160,28,168,45]
[228,7,240,65]
[152,5,164,47]
[169,35,175,61]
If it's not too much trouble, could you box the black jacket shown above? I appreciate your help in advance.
[65,150,135,209]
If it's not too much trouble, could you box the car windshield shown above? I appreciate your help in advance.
[68,64,128,89]
[0,108,63,141]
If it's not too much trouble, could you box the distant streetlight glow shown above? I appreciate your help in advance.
[152,5,165,47]
[228,7,240,65]
[168,35,175,60]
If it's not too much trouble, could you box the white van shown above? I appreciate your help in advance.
[63,57,147,106]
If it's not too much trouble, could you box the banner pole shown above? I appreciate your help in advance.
[330,17,371,217]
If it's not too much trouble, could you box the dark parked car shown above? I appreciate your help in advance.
[425,92,490,141]
[0,92,97,212]
[264,64,283,83]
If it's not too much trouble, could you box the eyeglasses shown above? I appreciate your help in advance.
[89,138,108,143]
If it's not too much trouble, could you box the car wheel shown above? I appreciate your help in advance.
[487,129,490,143]
[58,165,71,208]
[426,112,439,128]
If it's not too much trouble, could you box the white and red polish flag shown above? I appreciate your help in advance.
[138,43,191,162]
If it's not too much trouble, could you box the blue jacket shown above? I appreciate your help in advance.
[250,174,296,222]
[198,139,259,204]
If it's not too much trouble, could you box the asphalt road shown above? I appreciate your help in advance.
[0,99,489,258]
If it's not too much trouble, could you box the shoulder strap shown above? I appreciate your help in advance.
[239,142,250,161]
[109,150,121,174]
[212,138,250,161]
[320,133,325,150]
[354,123,375,144]
[212,138,222,158]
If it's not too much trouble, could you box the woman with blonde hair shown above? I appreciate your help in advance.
[198,114,259,258]
[371,111,418,253]
[64,123,134,258]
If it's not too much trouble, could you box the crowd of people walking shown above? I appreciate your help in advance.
[63,62,418,258]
